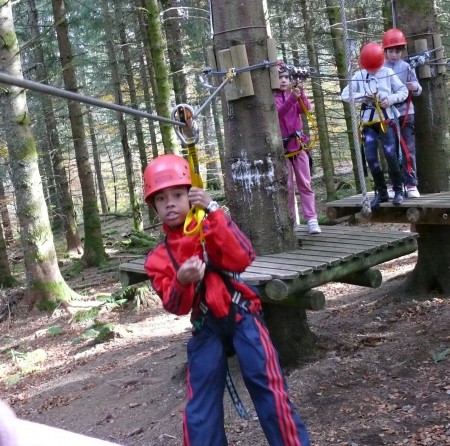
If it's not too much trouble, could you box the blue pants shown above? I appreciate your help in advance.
[183,308,310,446]
[363,123,402,192]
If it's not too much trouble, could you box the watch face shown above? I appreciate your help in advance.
[208,201,219,212]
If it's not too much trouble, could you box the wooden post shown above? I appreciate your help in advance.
[414,39,431,79]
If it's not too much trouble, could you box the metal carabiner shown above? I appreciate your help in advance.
[171,104,199,147]
[365,76,379,97]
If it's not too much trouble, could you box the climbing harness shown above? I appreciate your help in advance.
[164,237,251,420]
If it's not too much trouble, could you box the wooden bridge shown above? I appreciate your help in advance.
[119,225,418,310]
[327,191,450,225]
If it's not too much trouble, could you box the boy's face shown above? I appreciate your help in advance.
[153,186,190,228]
[386,47,404,63]
[279,73,290,91]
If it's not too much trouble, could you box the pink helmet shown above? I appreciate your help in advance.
[143,154,191,204]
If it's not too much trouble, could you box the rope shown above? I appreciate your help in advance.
[339,0,371,217]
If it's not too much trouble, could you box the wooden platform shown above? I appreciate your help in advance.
[327,191,450,224]
[119,226,418,309]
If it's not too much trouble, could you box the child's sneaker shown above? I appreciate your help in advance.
[387,186,395,199]
[307,218,321,234]
[407,186,420,198]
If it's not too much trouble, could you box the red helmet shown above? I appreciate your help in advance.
[359,42,385,72]
[382,28,407,49]
[143,154,191,203]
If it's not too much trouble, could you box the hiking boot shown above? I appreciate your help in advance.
[307,218,321,234]
[407,185,420,198]
[370,190,389,208]
[392,190,404,205]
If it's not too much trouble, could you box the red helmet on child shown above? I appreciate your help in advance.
[143,154,191,204]
[382,28,407,49]
[359,42,385,72]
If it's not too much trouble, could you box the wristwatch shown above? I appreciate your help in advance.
[206,200,220,214]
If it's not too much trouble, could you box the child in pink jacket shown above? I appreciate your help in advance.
[273,65,321,234]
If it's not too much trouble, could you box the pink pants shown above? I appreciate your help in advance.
[286,150,317,222]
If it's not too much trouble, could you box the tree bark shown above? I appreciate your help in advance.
[211,0,296,255]
[145,0,178,154]
[87,107,109,215]
[0,163,13,244]
[27,0,83,256]
[299,0,337,201]
[117,12,148,177]
[211,0,309,366]
[0,0,77,304]
[0,219,14,287]
[101,0,143,232]
[160,0,188,105]
[51,0,107,266]
[395,0,450,295]
[325,0,364,192]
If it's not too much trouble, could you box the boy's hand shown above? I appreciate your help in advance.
[188,187,213,210]
[379,97,390,108]
[406,81,419,92]
[177,256,205,285]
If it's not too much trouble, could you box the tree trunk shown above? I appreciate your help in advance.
[160,0,187,105]
[262,302,317,367]
[299,0,337,201]
[0,0,77,304]
[325,0,364,192]
[0,219,14,287]
[102,0,143,232]
[211,0,312,366]
[211,0,296,255]
[145,0,178,154]
[51,0,107,266]
[395,0,450,294]
[0,163,13,244]
[117,13,148,177]
[87,107,109,214]
[27,0,83,256]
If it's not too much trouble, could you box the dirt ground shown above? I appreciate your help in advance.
[1,219,450,446]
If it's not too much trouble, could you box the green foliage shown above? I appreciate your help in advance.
[8,349,26,362]
[430,348,450,363]
[5,374,22,386]
[71,323,115,346]
[113,284,153,310]
[123,231,157,250]
[36,299,59,312]
[63,260,85,280]
[71,307,101,323]
[47,326,64,336]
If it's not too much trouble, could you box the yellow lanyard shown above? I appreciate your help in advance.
[171,105,205,242]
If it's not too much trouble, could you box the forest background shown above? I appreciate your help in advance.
[0,0,449,303]
[0,1,450,445]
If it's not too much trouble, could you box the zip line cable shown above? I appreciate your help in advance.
[0,71,185,127]
[339,0,371,217]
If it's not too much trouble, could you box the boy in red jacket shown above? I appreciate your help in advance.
[143,154,311,446]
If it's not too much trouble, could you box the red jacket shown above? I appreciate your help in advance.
[144,209,261,319]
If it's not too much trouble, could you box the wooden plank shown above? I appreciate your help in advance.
[264,251,345,266]
[244,265,302,279]
[251,256,328,271]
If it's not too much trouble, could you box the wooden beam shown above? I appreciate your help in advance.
[260,288,325,310]
[264,241,417,300]
[338,268,382,288]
